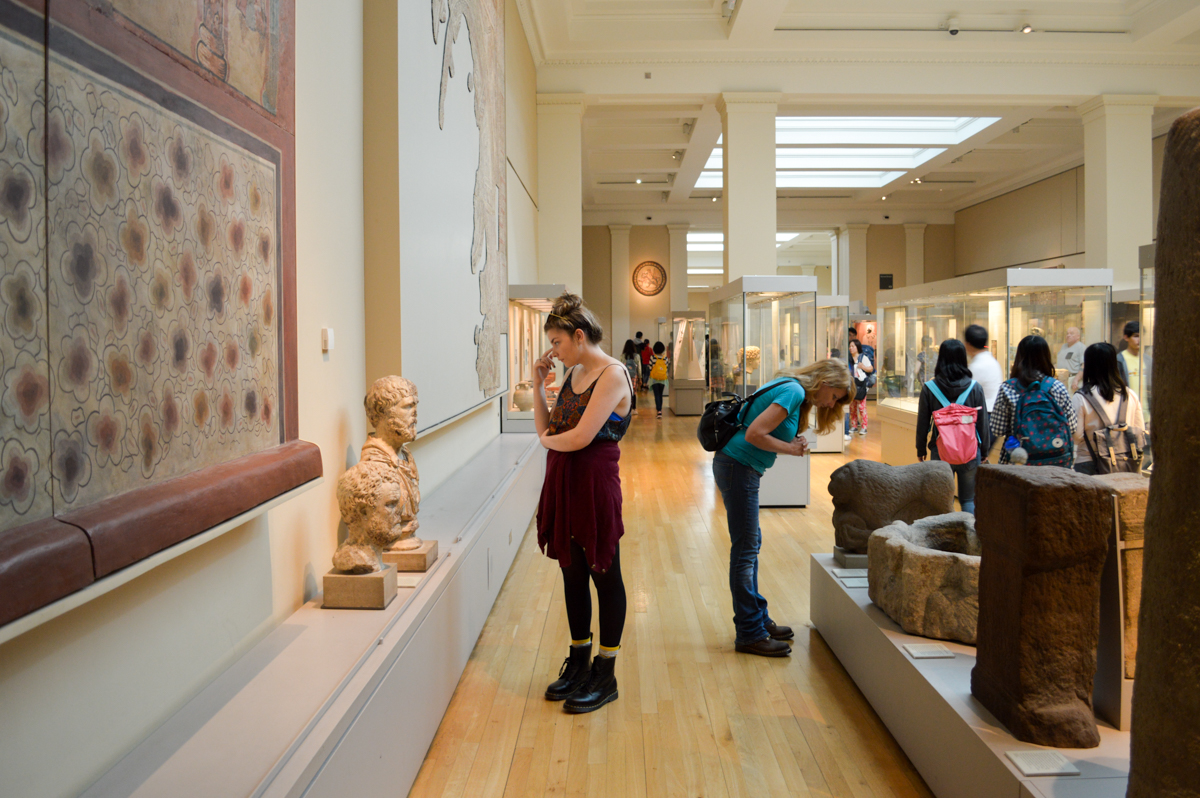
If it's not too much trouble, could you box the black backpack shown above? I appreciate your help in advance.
[697,378,796,452]
[1081,390,1146,474]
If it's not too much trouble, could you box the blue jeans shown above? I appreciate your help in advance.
[652,383,665,412]
[844,407,851,435]
[713,452,772,644]
[931,448,979,514]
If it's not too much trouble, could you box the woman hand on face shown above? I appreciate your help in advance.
[534,349,555,385]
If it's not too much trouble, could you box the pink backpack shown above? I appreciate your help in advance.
[926,380,980,465]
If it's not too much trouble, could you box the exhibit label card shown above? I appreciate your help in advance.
[902,643,955,659]
[1005,750,1080,777]
[834,568,868,578]
[840,577,870,588]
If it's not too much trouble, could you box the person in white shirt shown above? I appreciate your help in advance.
[1072,342,1146,475]
[963,324,1002,412]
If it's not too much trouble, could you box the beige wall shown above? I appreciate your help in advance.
[924,224,956,283]
[0,3,541,795]
[955,168,1083,275]
[688,291,709,312]
[629,226,672,349]
[1151,133,1166,235]
[581,225,613,352]
[866,225,906,312]
[505,0,538,285]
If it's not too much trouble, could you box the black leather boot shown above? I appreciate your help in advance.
[564,656,618,713]
[766,621,794,640]
[545,645,591,701]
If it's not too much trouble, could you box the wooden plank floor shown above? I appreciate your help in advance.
[410,400,932,798]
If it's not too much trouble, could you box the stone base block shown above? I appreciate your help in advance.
[383,539,439,572]
[834,546,869,569]
[323,565,397,610]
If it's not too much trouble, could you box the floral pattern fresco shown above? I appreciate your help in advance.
[0,19,280,530]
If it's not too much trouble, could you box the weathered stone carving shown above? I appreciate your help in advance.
[829,460,955,553]
[868,512,980,644]
[970,465,1113,749]
[1094,472,1148,679]
[1129,107,1200,798]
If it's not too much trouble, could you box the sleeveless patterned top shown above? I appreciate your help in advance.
[548,364,633,442]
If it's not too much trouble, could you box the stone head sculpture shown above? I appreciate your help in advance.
[333,461,406,574]
[365,375,417,454]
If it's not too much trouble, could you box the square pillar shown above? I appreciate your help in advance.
[718,93,780,283]
[537,95,585,294]
[668,223,689,310]
[844,224,869,308]
[610,224,631,346]
[1079,95,1158,291]
[829,232,840,295]
[905,224,927,288]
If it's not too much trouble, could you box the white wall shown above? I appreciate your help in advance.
[0,4,368,796]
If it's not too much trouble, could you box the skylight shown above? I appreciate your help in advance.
[705,147,945,171]
[774,116,1001,146]
[695,170,909,189]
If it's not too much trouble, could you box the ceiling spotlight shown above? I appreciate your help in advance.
[881,195,887,200]
[722,0,736,19]
[712,196,718,202]
[673,151,683,160]
[636,178,642,184]
[1020,24,1033,34]
[947,17,960,35]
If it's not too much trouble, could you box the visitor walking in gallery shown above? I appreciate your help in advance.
[713,359,851,657]
[639,339,653,387]
[989,335,1078,467]
[1117,321,1149,415]
[1072,342,1146,475]
[845,326,873,439]
[648,341,669,419]
[915,339,991,513]
[963,324,1002,412]
[534,293,634,714]
[848,339,873,435]
[621,339,640,417]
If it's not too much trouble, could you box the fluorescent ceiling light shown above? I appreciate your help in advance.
[687,268,725,274]
[774,116,1001,145]
[776,233,798,242]
[705,147,946,171]
[697,169,909,189]
[686,243,724,252]
[687,232,723,242]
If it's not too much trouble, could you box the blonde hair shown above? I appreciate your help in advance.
[544,292,604,345]
[773,358,852,435]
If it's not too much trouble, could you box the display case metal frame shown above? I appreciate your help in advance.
[502,284,566,434]
[708,276,819,507]
[668,310,708,416]
[1138,243,1155,431]
[875,268,1113,466]
[814,295,850,453]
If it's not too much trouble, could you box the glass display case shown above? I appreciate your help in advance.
[874,269,1113,465]
[668,311,707,415]
[1139,243,1155,430]
[708,276,819,506]
[814,296,850,453]
[656,317,671,397]
[502,284,566,433]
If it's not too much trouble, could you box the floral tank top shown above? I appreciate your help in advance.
[548,364,633,442]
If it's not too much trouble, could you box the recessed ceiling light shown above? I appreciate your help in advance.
[881,195,887,200]
[635,178,642,184]
[711,196,717,202]
[1020,24,1033,34]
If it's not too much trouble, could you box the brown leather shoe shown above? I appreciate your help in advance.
[766,621,794,640]
[735,637,792,657]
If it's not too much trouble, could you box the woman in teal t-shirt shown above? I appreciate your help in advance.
[713,358,852,657]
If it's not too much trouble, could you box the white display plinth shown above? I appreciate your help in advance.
[809,554,1130,798]
[811,407,846,453]
[758,431,815,507]
[878,401,920,466]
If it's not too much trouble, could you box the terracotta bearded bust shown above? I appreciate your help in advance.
[362,376,422,552]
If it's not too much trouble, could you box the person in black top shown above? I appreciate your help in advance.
[915,339,991,513]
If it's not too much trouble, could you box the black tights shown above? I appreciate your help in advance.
[562,540,626,649]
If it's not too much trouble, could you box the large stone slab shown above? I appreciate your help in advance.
[868,512,980,644]
[970,465,1113,749]
[1129,106,1200,798]
[1094,472,1149,679]
[829,459,955,553]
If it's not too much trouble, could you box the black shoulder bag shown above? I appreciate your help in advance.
[696,378,796,453]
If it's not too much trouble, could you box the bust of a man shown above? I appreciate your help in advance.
[333,462,406,573]
[363,376,422,551]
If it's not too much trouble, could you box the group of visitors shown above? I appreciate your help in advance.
[621,333,668,419]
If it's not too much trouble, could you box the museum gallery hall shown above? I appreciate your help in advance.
[0,1,1197,797]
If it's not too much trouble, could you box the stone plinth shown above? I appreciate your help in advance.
[829,459,955,553]
[383,539,438,572]
[970,465,1113,749]
[323,565,397,610]
[868,512,980,644]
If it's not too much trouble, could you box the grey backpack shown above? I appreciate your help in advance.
[1081,390,1146,474]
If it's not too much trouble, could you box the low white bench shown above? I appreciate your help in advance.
[83,433,545,798]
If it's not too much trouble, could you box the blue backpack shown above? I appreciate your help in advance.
[1011,378,1072,466]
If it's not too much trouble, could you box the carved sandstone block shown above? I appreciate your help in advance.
[868,512,981,644]
[1094,472,1149,679]
[970,465,1113,748]
[829,459,955,553]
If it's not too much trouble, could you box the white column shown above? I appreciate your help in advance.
[845,224,869,308]
[829,232,840,295]
[718,93,780,283]
[1079,95,1158,291]
[609,224,631,346]
[668,223,689,311]
[537,95,585,294]
[905,224,927,287]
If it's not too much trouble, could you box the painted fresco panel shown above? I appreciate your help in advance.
[0,22,49,533]
[45,35,281,511]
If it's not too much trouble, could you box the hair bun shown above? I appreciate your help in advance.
[552,291,584,316]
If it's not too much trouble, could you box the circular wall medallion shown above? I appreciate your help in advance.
[632,261,667,297]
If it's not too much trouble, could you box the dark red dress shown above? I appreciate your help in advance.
[536,365,632,573]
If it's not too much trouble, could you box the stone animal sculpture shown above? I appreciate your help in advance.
[828,459,955,553]
[1128,106,1200,798]
[970,465,1113,749]
[868,512,980,644]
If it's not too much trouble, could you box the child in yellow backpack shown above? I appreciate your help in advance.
[648,342,669,419]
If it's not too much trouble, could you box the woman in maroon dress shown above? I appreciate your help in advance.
[534,292,634,714]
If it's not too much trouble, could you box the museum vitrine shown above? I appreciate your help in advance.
[668,311,707,415]
[815,296,850,453]
[875,269,1113,465]
[503,285,566,432]
[708,276,819,506]
[1139,244,1155,428]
